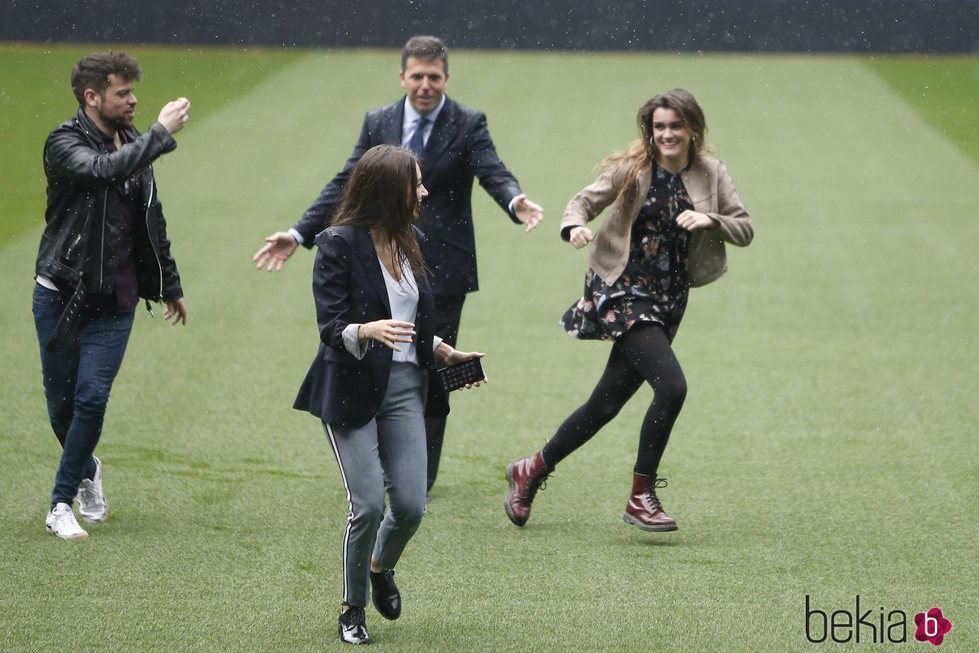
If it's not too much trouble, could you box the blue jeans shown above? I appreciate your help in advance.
[32,284,135,507]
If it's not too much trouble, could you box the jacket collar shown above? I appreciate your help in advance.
[391,96,456,174]
[402,95,447,130]
[679,158,710,205]
[74,106,138,148]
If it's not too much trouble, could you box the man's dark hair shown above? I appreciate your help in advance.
[71,52,141,106]
[401,35,448,73]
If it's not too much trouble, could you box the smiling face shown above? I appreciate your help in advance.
[86,73,137,134]
[650,107,692,170]
[400,56,448,115]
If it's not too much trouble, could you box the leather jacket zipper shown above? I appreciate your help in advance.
[146,179,164,301]
[99,189,108,290]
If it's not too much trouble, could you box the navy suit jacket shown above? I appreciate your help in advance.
[293,225,449,427]
[293,96,523,297]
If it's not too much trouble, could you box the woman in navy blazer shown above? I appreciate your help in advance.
[294,144,484,645]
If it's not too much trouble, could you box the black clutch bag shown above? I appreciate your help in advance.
[437,358,485,392]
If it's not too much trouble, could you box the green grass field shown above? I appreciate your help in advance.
[1,44,976,651]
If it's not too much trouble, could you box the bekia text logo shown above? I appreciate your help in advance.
[805,595,953,646]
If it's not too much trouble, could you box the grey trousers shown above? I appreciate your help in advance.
[324,362,428,608]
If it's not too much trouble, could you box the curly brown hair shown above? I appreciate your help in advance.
[71,52,141,105]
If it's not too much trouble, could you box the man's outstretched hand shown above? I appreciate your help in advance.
[513,194,544,233]
[253,232,299,271]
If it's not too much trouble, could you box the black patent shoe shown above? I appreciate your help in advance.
[370,569,402,620]
[338,606,371,645]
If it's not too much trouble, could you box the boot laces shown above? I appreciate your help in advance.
[526,470,552,501]
[645,477,668,509]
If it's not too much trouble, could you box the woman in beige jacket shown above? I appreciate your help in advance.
[505,89,753,532]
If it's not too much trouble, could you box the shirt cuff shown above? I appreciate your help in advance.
[507,196,520,215]
[288,228,304,246]
[433,335,444,356]
[342,323,369,359]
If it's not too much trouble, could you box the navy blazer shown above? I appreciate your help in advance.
[293,96,523,297]
[293,225,449,427]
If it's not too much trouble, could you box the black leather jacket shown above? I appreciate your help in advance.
[35,108,183,304]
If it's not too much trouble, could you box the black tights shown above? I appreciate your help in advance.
[541,323,687,477]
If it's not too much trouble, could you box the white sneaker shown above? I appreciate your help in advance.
[45,502,88,540]
[77,456,108,523]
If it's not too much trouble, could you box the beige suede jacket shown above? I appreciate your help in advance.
[560,156,754,287]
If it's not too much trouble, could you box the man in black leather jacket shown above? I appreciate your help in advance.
[33,52,191,540]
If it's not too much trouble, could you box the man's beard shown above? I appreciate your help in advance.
[101,111,133,132]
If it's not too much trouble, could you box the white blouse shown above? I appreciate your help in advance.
[341,258,443,364]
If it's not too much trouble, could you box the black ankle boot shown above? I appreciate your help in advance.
[370,569,401,620]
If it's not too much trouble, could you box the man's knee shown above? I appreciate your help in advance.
[73,383,112,422]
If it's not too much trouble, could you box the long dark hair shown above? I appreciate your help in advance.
[602,88,710,193]
[331,144,427,279]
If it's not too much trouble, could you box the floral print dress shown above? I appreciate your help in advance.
[561,165,693,342]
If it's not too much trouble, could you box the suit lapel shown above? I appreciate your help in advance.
[381,101,406,146]
[354,227,391,316]
[422,97,458,174]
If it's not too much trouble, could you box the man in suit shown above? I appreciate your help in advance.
[255,35,543,492]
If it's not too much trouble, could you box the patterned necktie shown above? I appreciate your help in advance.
[407,117,429,156]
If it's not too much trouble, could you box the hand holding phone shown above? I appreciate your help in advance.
[437,358,486,392]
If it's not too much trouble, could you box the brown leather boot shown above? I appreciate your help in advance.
[504,452,552,527]
[623,473,678,532]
